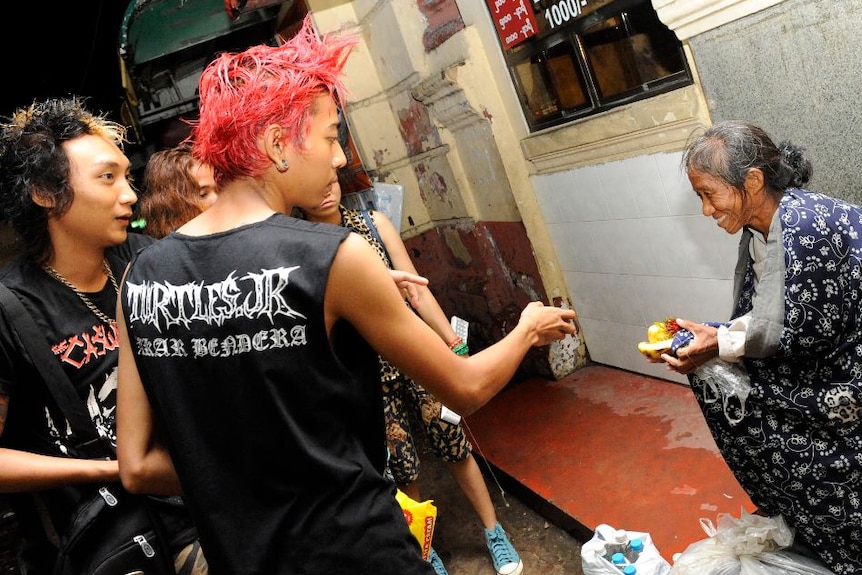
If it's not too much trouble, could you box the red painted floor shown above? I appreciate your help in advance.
[464,364,755,562]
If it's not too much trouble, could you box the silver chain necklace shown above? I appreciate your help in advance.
[41,259,119,325]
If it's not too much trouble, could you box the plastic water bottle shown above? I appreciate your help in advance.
[606,529,629,558]
[593,541,607,561]
[611,552,628,568]
[625,537,644,563]
[622,565,637,575]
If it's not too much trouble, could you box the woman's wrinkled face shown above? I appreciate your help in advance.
[688,169,748,235]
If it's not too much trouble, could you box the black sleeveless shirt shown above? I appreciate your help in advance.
[122,214,431,574]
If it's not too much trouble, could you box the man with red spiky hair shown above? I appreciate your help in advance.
[116,14,576,575]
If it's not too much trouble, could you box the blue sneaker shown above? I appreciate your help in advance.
[485,522,523,575]
[428,547,449,575]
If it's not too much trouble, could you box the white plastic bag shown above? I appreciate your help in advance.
[695,358,752,425]
[669,510,835,575]
[581,523,671,575]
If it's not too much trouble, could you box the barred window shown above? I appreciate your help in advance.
[489,0,692,132]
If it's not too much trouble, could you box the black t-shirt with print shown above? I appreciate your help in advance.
[0,234,153,456]
[0,233,197,572]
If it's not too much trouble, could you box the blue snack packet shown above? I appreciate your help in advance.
[669,322,727,357]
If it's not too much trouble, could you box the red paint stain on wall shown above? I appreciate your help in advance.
[417,0,465,51]
[404,220,555,379]
[398,99,441,156]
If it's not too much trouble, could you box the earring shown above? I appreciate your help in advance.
[277,159,289,172]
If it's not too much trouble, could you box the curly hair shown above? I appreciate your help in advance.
[190,14,357,185]
[0,97,126,263]
[139,146,207,239]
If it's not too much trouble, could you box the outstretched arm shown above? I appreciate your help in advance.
[326,234,576,415]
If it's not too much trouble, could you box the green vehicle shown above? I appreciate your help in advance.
[118,0,301,159]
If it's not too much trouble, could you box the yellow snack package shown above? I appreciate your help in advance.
[395,489,437,560]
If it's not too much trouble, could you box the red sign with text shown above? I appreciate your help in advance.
[485,0,538,50]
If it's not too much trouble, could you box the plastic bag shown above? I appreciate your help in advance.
[581,523,671,575]
[670,510,835,575]
[670,322,752,426]
[695,358,752,425]
[395,489,437,561]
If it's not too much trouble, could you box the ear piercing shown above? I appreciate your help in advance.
[277,159,290,172]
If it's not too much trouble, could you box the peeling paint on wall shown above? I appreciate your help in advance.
[416,0,465,52]
[397,98,441,156]
[442,227,472,266]
[373,148,388,170]
[404,219,587,380]
[550,332,585,378]
[414,162,453,207]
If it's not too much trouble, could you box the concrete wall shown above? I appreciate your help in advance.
[534,0,862,381]
[305,1,740,384]
[533,150,738,384]
[309,0,587,379]
[688,0,862,203]
[309,0,853,385]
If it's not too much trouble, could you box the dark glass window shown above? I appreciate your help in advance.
[492,0,691,132]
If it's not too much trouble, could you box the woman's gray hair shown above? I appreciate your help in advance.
[682,121,811,195]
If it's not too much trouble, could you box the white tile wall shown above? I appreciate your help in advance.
[535,152,740,382]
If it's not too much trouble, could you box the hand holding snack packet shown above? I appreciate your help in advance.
[636,318,680,359]
[637,319,726,362]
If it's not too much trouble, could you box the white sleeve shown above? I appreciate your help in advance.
[717,314,751,362]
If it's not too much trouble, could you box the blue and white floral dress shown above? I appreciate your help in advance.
[690,188,862,574]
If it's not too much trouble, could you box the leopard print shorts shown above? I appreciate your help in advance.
[382,372,471,486]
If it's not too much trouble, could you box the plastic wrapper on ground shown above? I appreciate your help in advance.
[670,510,835,575]
[396,489,437,561]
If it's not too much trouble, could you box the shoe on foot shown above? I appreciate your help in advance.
[428,547,449,575]
[485,522,524,575]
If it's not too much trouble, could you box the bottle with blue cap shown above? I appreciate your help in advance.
[611,552,628,569]
[605,529,630,559]
[625,537,644,563]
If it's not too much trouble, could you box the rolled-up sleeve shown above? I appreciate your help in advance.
[718,314,751,361]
